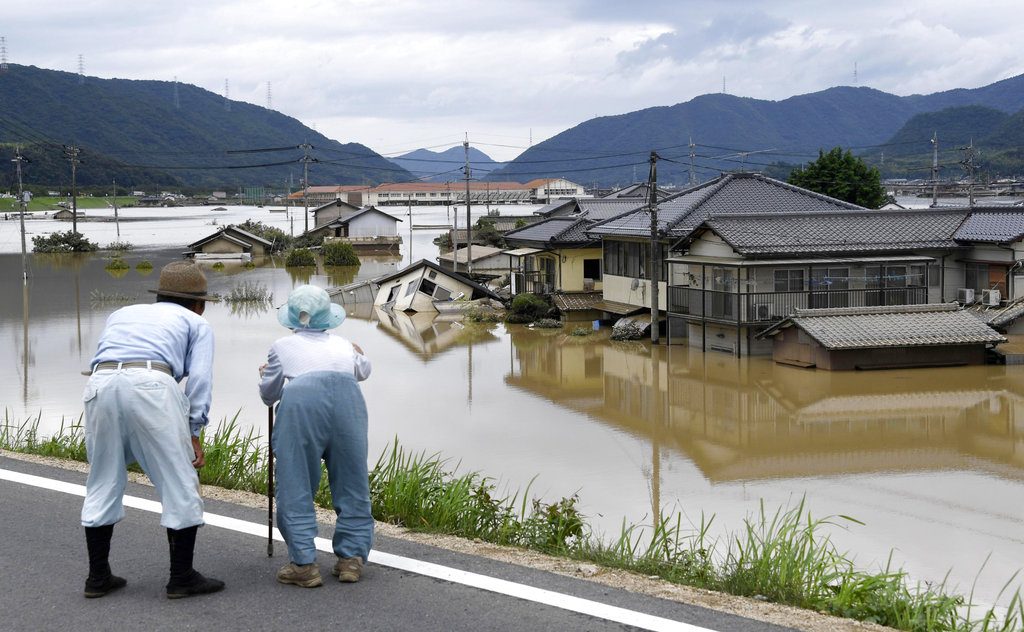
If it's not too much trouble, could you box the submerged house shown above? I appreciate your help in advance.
[187,225,274,259]
[949,208,1024,303]
[586,173,977,355]
[372,259,503,313]
[757,303,1005,370]
[303,206,402,251]
[503,198,646,295]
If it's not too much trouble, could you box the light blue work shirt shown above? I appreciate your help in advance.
[91,302,215,437]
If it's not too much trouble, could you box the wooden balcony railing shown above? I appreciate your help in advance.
[667,286,929,324]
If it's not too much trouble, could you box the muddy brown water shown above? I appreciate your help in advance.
[2,247,1022,610]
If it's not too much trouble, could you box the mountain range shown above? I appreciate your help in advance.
[387,146,504,183]
[489,75,1024,186]
[0,64,413,191]
[4,62,1023,192]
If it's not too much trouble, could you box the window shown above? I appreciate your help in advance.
[809,267,848,308]
[773,269,804,292]
[966,263,988,292]
[583,258,602,281]
[433,286,452,301]
[404,281,418,297]
[387,285,402,303]
[419,279,437,296]
[928,263,941,287]
[428,270,437,280]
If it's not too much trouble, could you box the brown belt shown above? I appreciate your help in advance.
[92,361,173,376]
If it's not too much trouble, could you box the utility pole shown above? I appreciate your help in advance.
[648,151,660,344]
[959,139,977,207]
[300,142,313,233]
[407,193,413,262]
[931,131,939,207]
[64,144,81,233]
[688,136,696,187]
[13,146,28,282]
[464,133,473,274]
[112,179,120,239]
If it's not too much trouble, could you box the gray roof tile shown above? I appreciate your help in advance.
[588,173,866,239]
[706,210,966,256]
[770,303,1005,349]
[954,210,1024,242]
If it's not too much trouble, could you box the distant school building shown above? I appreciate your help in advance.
[288,179,585,207]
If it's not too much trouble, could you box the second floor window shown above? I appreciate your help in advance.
[774,269,804,292]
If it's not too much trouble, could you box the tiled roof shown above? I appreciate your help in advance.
[705,210,966,256]
[969,298,1024,328]
[437,245,506,264]
[761,303,1005,350]
[588,173,866,239]
[552,292,604,311]
[508,199,645,246]
[504,217,582,244]
[954,210,1024,243]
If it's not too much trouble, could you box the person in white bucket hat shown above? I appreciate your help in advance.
[258,285,372,588]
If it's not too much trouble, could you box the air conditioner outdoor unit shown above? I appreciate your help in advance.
[751,303,771,320]
[957,288,975,304]
[981,289,1001,306]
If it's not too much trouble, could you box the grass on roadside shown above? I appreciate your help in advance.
[2,411,1021,632]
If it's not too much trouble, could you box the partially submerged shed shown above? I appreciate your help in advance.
[757,303,1006,370]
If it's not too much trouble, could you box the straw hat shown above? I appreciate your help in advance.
[278,285,345,330]
[148,261,220,302]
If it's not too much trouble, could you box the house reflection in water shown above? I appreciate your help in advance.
[349,307,501,362]
[505,327,1024,485]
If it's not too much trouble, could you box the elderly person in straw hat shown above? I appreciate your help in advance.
[80,260,225,599]
[259,284,372,588]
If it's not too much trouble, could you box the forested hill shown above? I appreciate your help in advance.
[0,64,413,190]
[489,74,1024,187]
[388,146,504,182]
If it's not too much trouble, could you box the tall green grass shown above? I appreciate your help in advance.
[2,411,1021,632]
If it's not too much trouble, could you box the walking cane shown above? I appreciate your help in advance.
[267,404,275,557]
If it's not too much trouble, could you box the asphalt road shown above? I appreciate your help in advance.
[0,456,795,632]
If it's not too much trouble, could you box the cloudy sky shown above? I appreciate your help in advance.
[5,0,1021,161]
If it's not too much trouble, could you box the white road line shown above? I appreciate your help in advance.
[1,467,718,632]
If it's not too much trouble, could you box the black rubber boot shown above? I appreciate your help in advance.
[165,526,225,599]
[83,525,127,598]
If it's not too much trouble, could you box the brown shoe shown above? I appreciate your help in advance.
[277,562,322,588]
[331,556,363,583]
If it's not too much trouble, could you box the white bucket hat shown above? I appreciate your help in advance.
[278,285,346,330]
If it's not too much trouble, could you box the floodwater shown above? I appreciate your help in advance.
[1,203,1023,609]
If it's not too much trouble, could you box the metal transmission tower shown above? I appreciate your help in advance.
[266,81,272,109]
[854,61,858,85]
[930,132,940,207]
[173,76,180,109]
[1,36,9,72]
[63,145,82,233]
[959,140,978,207]
[224,79,231,111]
[77,54,84,84]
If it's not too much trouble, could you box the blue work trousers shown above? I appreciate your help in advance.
[81,367,203,530]
[272,371,373,565]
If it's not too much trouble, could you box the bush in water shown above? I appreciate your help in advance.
[285,248,316,267]
[32,230,98,253]
[322,241,360,266]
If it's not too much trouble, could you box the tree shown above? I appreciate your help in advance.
[787,147,887,208]
[322,241,360,266]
